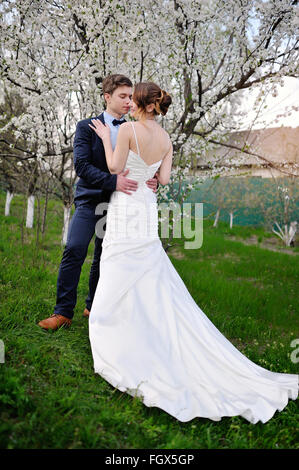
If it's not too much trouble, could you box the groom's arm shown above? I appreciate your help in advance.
[74,120,117,191]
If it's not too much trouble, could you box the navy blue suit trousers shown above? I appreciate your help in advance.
[54,113,117,319]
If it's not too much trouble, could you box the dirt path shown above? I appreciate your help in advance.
[226,234,298,255]
[168,234,298,258]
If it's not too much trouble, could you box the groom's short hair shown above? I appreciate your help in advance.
[102,74,133,96]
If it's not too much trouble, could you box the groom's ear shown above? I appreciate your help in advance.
[104,92,111,105]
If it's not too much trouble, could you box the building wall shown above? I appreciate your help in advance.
[196,127,299,178]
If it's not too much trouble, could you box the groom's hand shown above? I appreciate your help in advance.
[116,169,138,195]
[146,174,159,193]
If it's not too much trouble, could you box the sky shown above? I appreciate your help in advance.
[237,77,299,130]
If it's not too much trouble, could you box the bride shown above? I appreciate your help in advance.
[88,81,298,424]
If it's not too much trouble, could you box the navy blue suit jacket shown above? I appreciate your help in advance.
[73,112,118,205]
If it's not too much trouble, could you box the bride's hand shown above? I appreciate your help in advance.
[88,119,111,141]
[146,176,158,193]
[154,171,161,185]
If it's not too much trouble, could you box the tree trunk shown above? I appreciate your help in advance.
[41,188,49,236]
[272,221,297,247]
[287,221,297,247]
[213,208,220,227]
[229,211,233,229]
[26,194,35,228]
[5,190,13,216]
[36,195,41,247]
[61,204,72,246]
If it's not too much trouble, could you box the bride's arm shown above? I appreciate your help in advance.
[88,120,130,174]
[156,141,173,185]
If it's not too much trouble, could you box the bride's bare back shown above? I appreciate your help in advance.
[128,120,173,184]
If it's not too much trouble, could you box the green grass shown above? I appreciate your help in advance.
[0,193,298,449]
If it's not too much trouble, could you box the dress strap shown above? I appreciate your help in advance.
[130,122,140,157]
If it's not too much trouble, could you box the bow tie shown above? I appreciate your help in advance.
[112,119,126,126]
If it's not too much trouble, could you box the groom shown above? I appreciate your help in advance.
[38,74,158,330]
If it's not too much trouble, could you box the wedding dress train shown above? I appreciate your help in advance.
[89,123,298,424]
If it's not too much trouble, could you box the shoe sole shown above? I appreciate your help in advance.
[38,322,72,330]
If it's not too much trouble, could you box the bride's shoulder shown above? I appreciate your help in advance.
[159,125,171,143]
[117,122,133,135]
[120,121,132,129]
[160,126,170,137]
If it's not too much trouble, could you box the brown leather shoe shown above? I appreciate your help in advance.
[38,314,72,330]
[83,308,90,318]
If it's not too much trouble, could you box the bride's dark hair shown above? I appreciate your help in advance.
[132,82,172,118]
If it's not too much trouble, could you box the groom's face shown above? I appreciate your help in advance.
[105,85,132,117]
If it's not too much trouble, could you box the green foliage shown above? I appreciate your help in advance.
[185,176,299,228]
[0,192,298,449]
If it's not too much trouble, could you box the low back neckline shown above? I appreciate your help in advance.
[129,150,162,168]
[130,122,163,167]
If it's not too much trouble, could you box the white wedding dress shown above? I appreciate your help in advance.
[89,122,298,424]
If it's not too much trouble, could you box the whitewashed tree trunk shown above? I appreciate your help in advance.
[213,208,220,227]
[62,205,72,246]
[229,211,234,229]
[5,191,13,216]
[26,194,35,228]
[272,221,297,247]
[288,221,298,246]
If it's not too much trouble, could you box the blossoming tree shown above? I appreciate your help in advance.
[0,0,298,242]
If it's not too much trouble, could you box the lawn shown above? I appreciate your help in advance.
[0,192,298,449]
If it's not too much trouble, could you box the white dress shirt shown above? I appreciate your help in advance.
[103,111,125,151]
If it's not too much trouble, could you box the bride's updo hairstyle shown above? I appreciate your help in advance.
[133,82,172,119]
